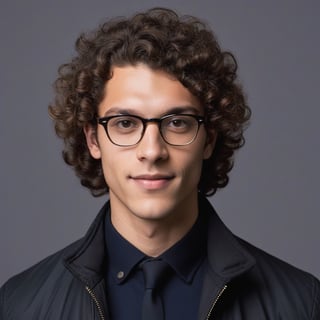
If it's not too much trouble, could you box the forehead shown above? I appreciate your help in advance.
[99,64,202,117]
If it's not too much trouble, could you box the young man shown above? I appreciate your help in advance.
[1,8,319,320]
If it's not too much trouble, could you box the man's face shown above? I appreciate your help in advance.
[85,64,214,230]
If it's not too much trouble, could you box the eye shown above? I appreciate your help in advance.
[109,116,140,131]
[166,115,193,132]
[117,119,134,129]
[170,118,187,128]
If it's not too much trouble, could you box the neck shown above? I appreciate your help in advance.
[109,194,199,257]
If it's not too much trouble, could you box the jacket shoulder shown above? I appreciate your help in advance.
[238,238,320,319]
[0,239,84,319]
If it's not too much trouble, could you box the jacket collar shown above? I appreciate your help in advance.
[200,196,256,280]
[197,196,256,319]
[63,197,255,288]
[63,202,109,289]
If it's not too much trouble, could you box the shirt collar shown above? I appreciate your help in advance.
[105,208,207,286]
[159,209,207,283]
[105,213,145,285]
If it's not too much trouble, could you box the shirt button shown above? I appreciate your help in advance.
[117,271,125,279]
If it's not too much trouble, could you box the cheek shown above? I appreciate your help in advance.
[99,145,119,182]
[99,146,133,190]
[177,147,205,177]
[188,141,210,177]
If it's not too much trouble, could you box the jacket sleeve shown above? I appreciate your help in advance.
[312,275,320,320]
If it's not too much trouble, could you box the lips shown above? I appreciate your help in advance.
[131,174,174,180]
[129,173,174,190]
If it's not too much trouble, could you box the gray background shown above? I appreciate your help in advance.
[1,0,319,286]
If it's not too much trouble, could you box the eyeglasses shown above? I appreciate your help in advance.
[97,114,205,147]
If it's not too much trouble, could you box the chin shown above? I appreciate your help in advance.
[132,197,182,221]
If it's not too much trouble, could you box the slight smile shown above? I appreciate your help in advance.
[129,174,175,190]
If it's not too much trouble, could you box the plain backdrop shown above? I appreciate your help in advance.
[1,0,319,286]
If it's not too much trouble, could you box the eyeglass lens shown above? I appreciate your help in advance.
[101,114,202,146]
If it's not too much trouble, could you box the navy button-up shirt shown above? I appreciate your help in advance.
[105,211,208,319]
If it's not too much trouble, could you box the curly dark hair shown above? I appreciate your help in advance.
[49,7,251,197]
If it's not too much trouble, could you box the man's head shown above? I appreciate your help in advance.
[49,7,250,197]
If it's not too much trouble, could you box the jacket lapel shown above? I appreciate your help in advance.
[63,202,110,319]
[198,197,256,319]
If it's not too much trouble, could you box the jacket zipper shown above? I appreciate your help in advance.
[85,286,105,320]
[205,285,227,320]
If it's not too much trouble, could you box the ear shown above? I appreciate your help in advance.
[203,132,217,160]
[84,125,101,159]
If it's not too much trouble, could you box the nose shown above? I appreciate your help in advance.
[136,123,169,162]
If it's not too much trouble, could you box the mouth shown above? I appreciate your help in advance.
[129,174,175,190]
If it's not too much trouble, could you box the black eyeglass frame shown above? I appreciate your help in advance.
[97,113,205,147]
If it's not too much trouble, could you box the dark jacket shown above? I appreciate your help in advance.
[1,198,319,319]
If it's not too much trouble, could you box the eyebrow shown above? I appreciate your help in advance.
[102,106,201,117]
